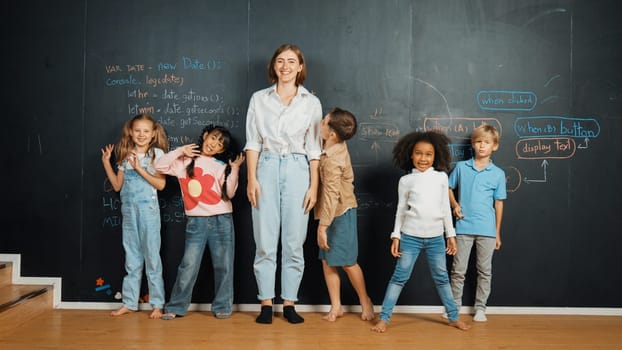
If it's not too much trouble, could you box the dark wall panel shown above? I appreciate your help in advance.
[3,0,620,307]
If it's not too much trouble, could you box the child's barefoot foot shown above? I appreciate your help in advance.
[450,319,471,331]
[360,298,375,321]
[371,320,388,333]
[110,306,133,317]
[322,307,344,322]
[149,308,163,319]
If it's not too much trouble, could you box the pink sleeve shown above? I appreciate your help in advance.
[225,166,240,199]
[154,148,188,177]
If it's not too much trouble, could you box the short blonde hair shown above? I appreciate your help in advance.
[471,124,500,144]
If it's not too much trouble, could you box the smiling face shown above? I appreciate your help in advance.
[273,49,303,85]
[129,119,155,152]
[201,130,226,156]
[411,140,435,172]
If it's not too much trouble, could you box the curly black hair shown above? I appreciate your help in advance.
[392,130,452,173]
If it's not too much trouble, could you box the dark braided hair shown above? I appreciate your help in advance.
[186,125,240,201]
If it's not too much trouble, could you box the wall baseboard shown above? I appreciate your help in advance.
[2,254,620,316]
[58,302,622,316]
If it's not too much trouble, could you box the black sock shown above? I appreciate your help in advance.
[283,305,304,324]
[255,305,273,324]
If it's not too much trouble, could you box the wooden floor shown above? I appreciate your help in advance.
[1,309,621,349]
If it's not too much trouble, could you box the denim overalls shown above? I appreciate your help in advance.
[119,151,165,310]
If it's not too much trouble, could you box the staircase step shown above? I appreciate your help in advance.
[0,284,52,312]
[0,262,11,288]
[0,284,53,337]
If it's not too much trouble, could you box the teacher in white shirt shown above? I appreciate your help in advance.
[244,43,322,325]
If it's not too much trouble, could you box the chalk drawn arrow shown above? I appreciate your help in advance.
[370,107,383,120]
[524,160,549,184]
[577,138,590,149]
[371,141,381,164]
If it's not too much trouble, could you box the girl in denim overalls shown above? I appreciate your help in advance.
[101,114,169,319]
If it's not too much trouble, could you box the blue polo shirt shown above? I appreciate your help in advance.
[448,158,506,237]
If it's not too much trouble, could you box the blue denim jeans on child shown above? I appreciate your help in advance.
[120,167,165,310]
[165,214,235,316]
[252,152,310,302]
[379,234,459,323]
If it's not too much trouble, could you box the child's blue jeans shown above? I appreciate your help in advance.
[165,214,235,316]
[379,234,459,322]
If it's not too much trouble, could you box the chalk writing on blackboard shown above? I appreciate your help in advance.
[470,88,603,187]
[424,117,502,140]
[357,192,395,211]
[449,143,473,161]
[414,78,451,117]
[503,166,522,192]
[100,55,243,231]
[359,122,401,142]
[102,56,243,152]
[514,116,600,139]
[159,195,186,224]
[477,90,538,111]
[101,179,122,228]
[577,138,591,149]
[357,112,402,164]
[516,137,576,159]
[101,193,187,228]
[513,116,600,160]
[523,160,549,184]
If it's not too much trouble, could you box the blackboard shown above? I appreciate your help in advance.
[81,1,252,303]
[4,0,621,308]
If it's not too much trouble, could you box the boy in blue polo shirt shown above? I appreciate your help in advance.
[447,124,506,322]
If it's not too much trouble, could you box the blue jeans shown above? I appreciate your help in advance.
[379,234,459,322]
[252,152,310,302]
[120,168,164,310]
[165,214,234,316]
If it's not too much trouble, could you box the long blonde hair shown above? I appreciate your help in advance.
[115,114,169,166]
